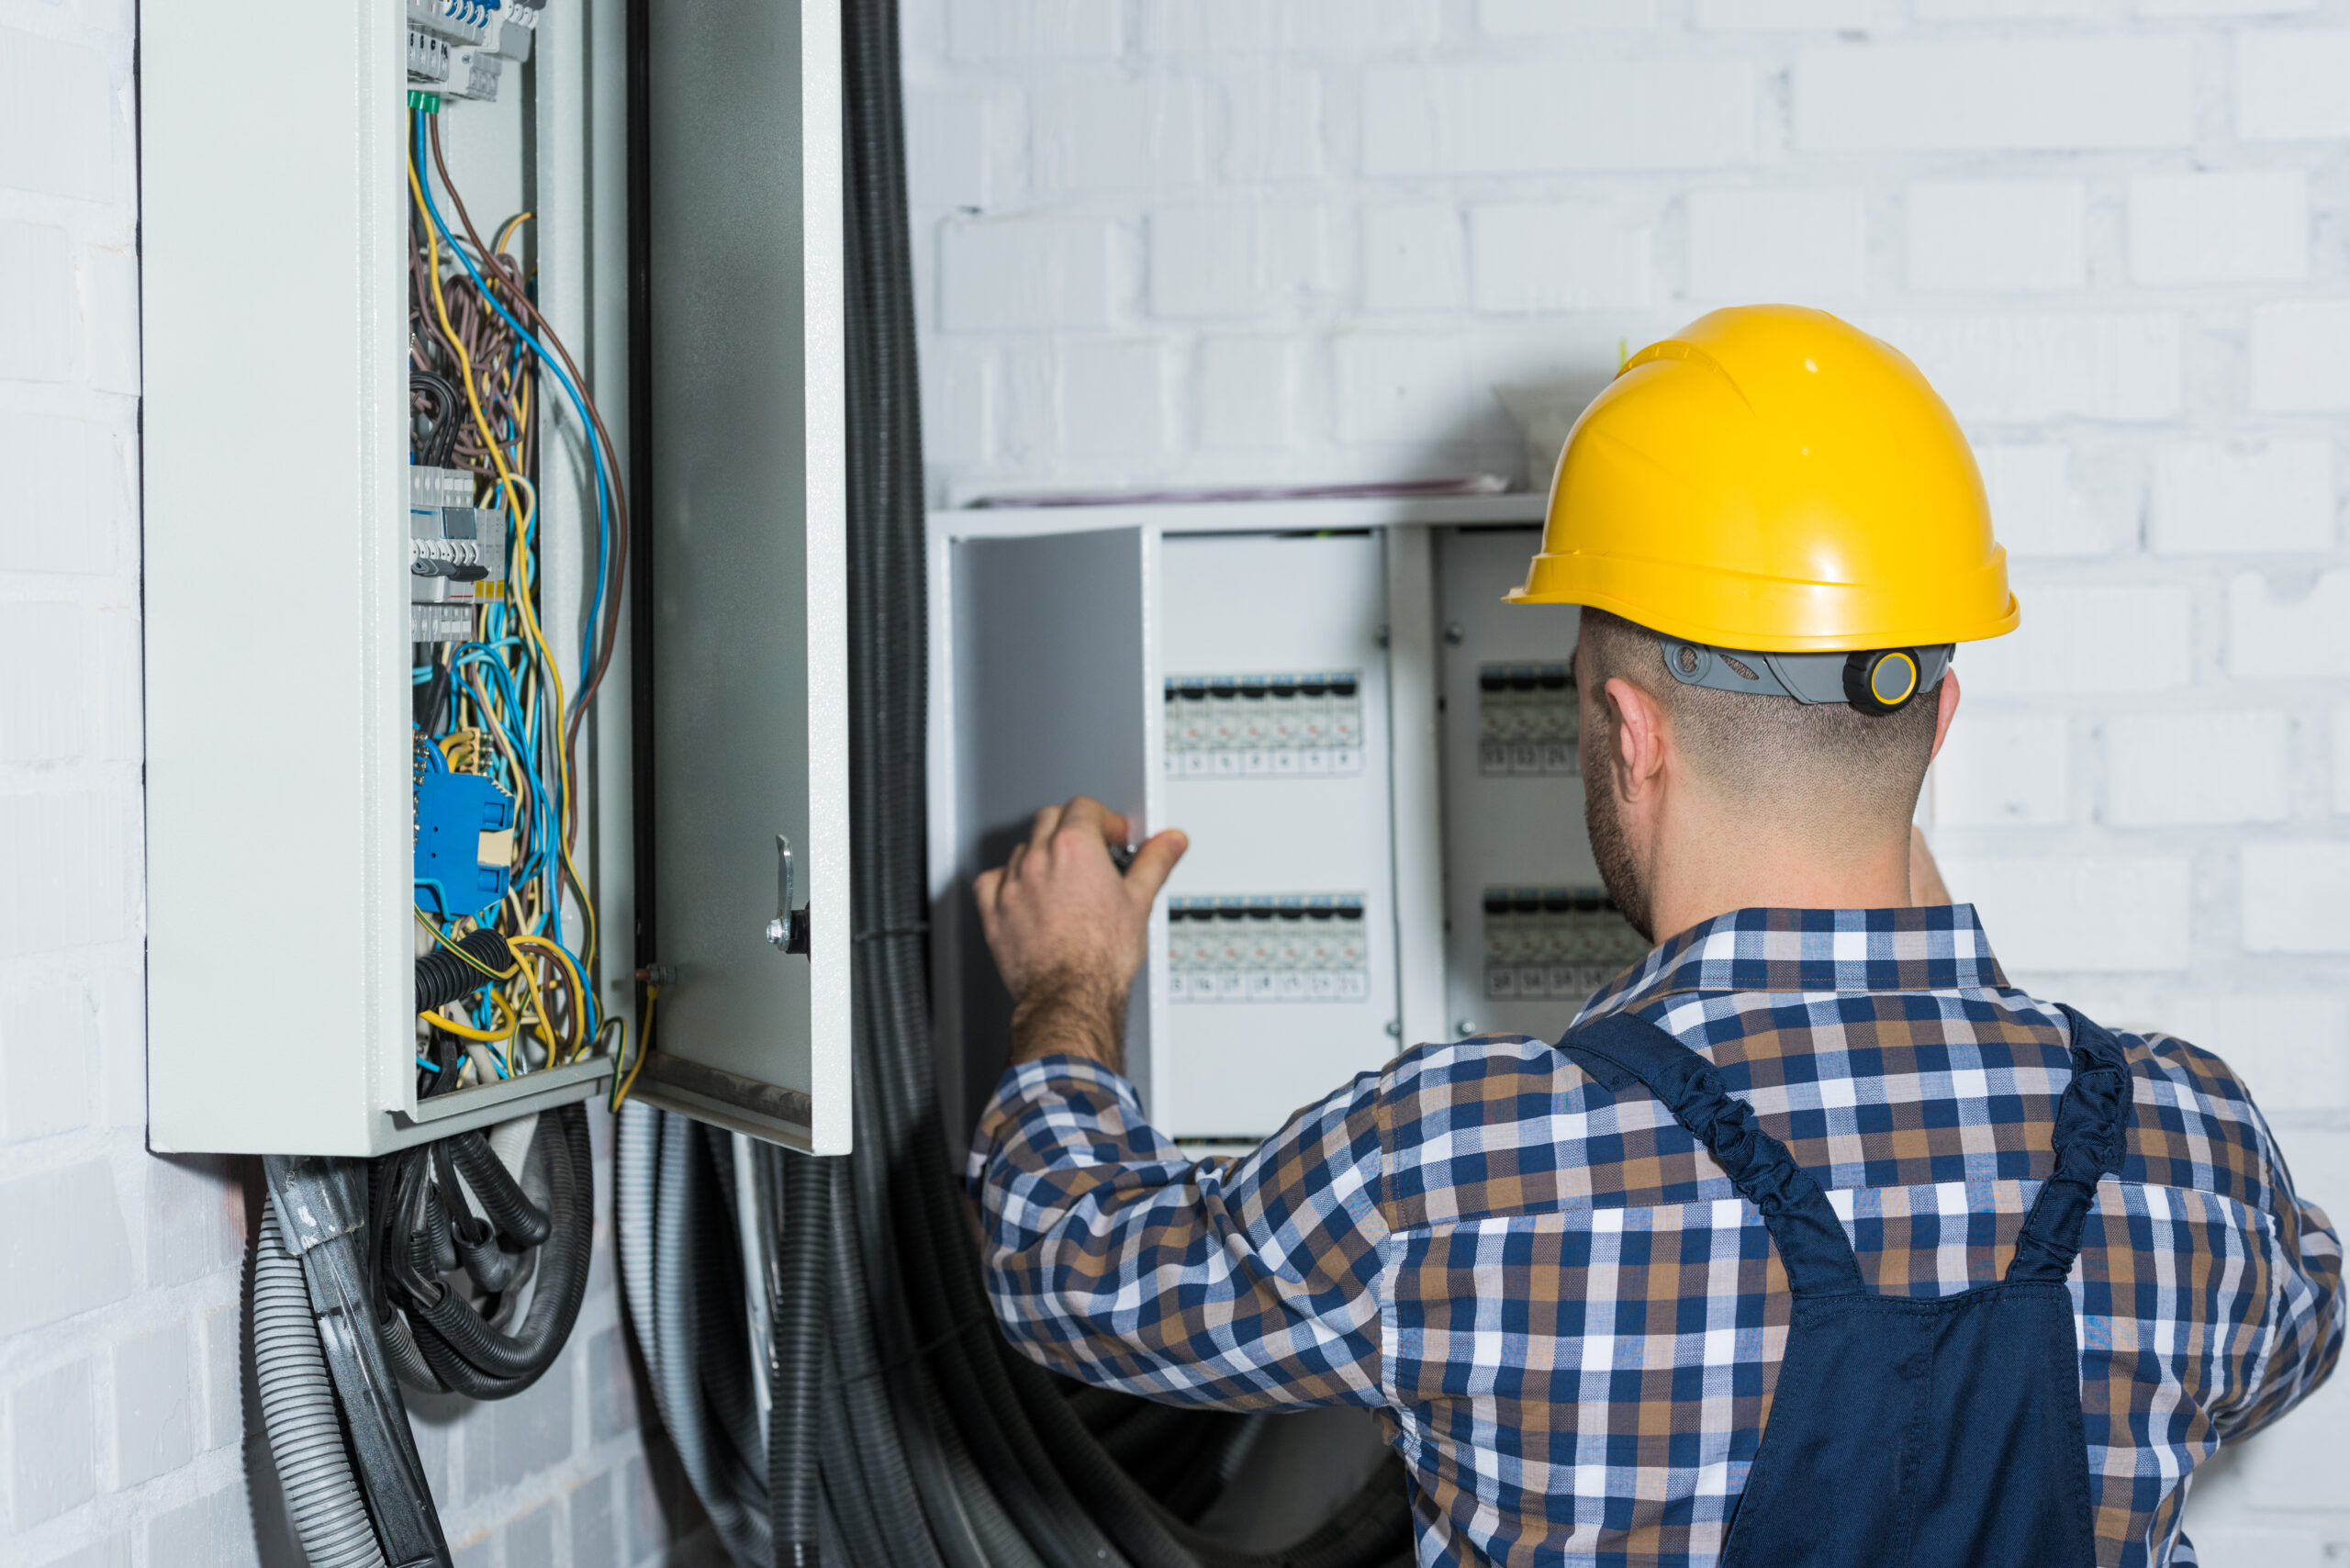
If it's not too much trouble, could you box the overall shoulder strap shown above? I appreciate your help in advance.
[1561,1012,1865,1298]
[2005,1004,2134,1283]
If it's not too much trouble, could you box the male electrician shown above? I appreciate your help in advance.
[967,307,2344,1567]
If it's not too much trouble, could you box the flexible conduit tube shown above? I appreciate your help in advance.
[254,1198,390,1568]
[769,1150,830,1568]
[616,1100,666,1429]
[651,1111,771,1565]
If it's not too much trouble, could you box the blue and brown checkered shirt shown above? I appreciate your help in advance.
[970,906,2344,1568]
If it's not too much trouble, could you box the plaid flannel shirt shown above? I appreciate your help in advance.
[970,906,2344,1568]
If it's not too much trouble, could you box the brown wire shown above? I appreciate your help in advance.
[430,117,632,815]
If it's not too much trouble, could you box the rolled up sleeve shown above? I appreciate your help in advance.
[967,1054,1389,1411]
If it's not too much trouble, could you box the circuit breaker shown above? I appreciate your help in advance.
[934,503,1649,1147]
[142,0,853,1156]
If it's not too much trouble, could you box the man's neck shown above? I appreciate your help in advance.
[1644,809,1916,946]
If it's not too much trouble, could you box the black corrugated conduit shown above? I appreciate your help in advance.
[616,4,1415,1567]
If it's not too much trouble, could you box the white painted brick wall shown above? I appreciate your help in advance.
[1686,187,1864,302]
[0,4,697,1565]
[2128,174,2310,286]
[904,0,2350,1550]
[1906,181,2087,295]
[2152,439,2335,555]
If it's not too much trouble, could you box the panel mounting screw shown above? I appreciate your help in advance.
[1454,1018,1478,1037]
[1384,1019,1401,1037]
[1443,622,1465,646]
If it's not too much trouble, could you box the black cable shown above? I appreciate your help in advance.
[446,1130,551,1246]
[770,1149,829,1568]
[377,1103,593,1402]
[410,369,464,467]
[414,928,513,1013]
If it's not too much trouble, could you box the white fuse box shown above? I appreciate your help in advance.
[931,500,1649,1148]
[142,0,854,1155]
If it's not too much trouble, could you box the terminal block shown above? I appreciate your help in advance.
[1163,672,1364,778]
[409,465,507,643]
[1168,895,1370,1003]
[1480,887,1648,1002]
[412,737,516,922]
[1478,663,1577,778]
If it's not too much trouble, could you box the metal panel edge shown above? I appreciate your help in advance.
[1384,526,1449,1053]
[142,3,406,1155]
[800,0,852,1155]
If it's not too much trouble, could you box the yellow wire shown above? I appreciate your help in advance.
[412,136,603,1013]
[493,209,535,257]
[420,990,520,1043]
[509,934,589,1062]
[610,984,658,1111]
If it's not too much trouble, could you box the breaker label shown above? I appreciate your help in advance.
[1481,887,1649,1002]
[1163,673,1363,778]
[1168,895,1371,1002]
[1477,663,1577,778]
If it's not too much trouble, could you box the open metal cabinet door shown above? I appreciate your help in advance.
[934,526,1159,1139]
[635,0,849,1151]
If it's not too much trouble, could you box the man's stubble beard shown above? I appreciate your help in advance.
[1581,723,1655,944]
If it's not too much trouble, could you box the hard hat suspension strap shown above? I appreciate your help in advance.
[1660,640,1953,716]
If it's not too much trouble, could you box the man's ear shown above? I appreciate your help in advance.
[1604,676,1670,801]
[1928,668,1962,766]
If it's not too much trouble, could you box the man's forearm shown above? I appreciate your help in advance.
[1007,975,1126,1073]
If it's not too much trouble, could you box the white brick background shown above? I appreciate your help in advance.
[903,0,2350,1558]
[0,4,701,1565]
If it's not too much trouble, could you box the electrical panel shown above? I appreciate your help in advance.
[1152,533,1397,1137]
[933,503,1651,1149]
[143,1,852,1156]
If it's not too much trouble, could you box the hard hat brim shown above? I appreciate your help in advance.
[1505,546,2020,653]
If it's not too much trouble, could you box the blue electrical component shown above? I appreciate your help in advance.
[413,738,516,921]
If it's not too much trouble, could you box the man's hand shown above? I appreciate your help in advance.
[974,796,1186,1071]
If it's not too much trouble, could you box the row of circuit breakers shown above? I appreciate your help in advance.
[1482,888,1651,1002]
[1168,896,1371,1004]
[1157,652,1646,1008]
[1164,674,1366,778]
[1160,665,1572,778]
[407,0,543,103]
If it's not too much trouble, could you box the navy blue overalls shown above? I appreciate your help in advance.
[1560,1004,2132,1568]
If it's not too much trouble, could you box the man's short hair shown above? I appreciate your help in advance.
[1575,610,1939,827]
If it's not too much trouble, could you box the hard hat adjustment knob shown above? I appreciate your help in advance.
[1842,649,1921,715]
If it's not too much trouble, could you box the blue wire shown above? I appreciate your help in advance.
[413,109,613,694]
[413,106,610,1049]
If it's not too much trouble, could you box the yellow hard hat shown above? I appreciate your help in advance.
[1509,305,2019,655]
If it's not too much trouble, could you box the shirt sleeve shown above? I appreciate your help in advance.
[967,1054,1391,1411]
[2217,1096,2345,1442]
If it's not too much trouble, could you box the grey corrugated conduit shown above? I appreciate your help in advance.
[651,1112,772,1565]
[254,1198,391,1568]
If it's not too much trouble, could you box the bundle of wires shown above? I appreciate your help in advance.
[406,98,641,1092]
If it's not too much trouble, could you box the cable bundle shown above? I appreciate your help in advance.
[406,101,634,1095]
[372,1104,594,1402]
